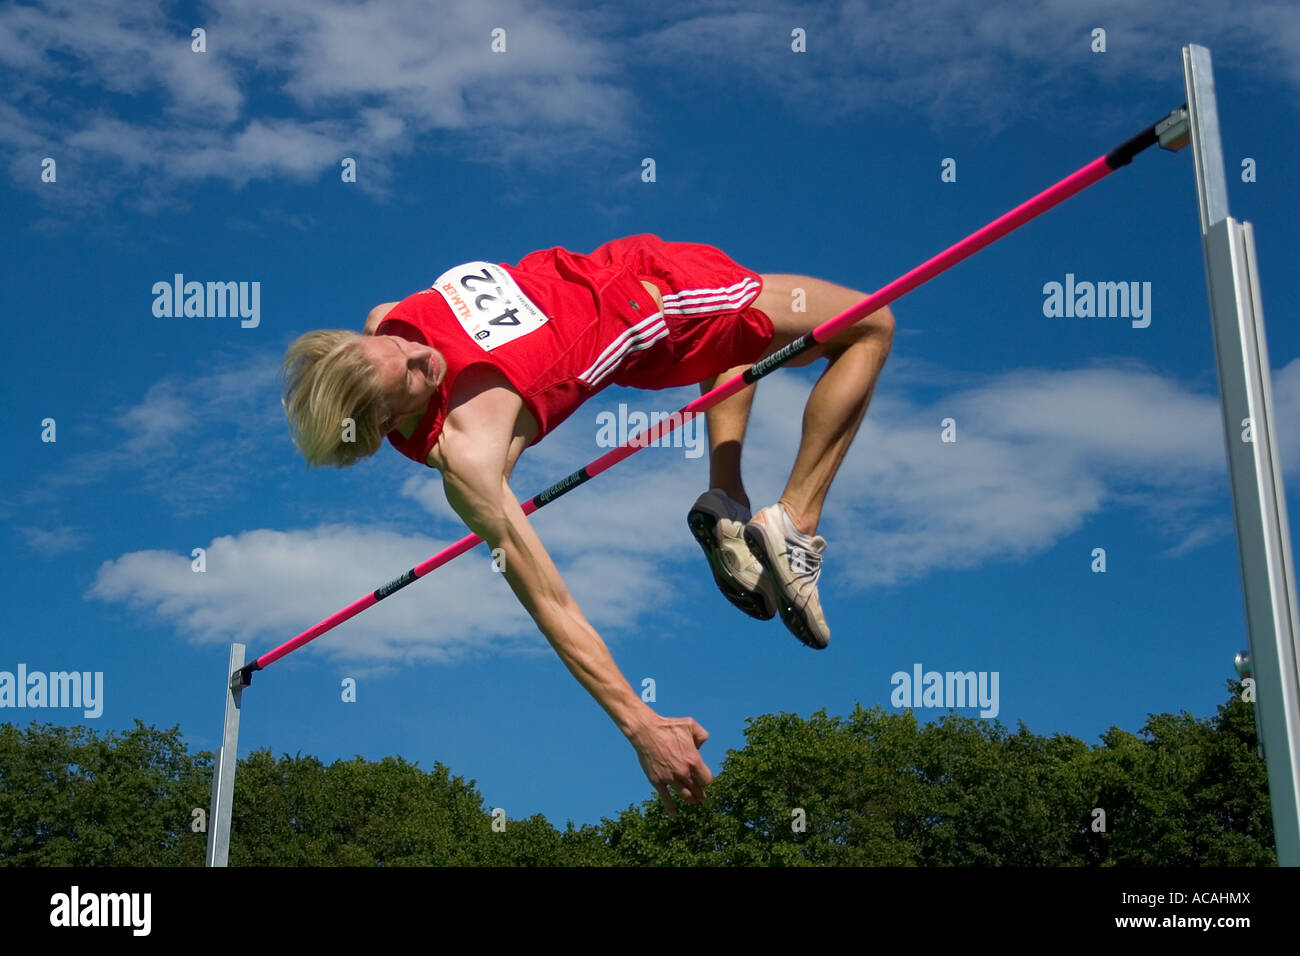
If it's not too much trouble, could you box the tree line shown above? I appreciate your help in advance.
[0,682,1274,865]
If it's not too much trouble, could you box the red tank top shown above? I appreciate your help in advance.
[376,248,663,467]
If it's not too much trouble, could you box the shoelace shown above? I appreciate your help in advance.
[784,539,823,589]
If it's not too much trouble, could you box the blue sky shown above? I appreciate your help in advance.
[3,0,1300,830]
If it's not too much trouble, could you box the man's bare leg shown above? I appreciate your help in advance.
[698,367,756,510]
[751,274,895,535]
[722,274,894,647]
[687,366,778,620]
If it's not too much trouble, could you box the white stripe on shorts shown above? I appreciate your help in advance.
[578,273,760,387]
[579,313,667,386]
[661,276,760,315]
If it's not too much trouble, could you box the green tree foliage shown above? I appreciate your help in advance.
[0,683,1274,865]
[0,720,209,865]
[1080,682,1273,866]
[598,682,1273,866]
[226,751,612,866]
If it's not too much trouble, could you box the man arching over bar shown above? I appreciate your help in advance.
[281,234,893,812]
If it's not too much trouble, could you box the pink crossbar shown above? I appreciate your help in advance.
[252,153,1116,673]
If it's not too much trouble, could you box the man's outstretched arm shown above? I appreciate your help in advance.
[439,437,713,812]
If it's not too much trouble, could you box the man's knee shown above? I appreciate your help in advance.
[829,305,894,356]
[758,275,895,358]
[870,305,895,349]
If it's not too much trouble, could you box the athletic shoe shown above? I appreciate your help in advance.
[687,489,776,621]
[743,504,830,649]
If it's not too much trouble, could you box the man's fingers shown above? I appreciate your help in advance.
[674,775,704,804]
[686,767,710,802]
[655,782,677,815]
[642,718,715,811]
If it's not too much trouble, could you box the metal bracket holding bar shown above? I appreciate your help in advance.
[232,663,256,691]
[1156,106,1190,152]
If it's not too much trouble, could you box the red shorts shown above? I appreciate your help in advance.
[582,234,775,390]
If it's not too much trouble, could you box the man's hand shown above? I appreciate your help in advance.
[628,714,714,814]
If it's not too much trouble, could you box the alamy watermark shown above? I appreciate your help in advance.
[49,886,150,935]
[890,663,999,718]
[1042,273,1151,328]
[595,403,704,458]
[0,664,103,718]
[152,274,260,328]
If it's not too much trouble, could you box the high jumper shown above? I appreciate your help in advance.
[281,234,895,810]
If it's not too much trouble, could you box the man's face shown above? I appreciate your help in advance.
[356,334,446,430]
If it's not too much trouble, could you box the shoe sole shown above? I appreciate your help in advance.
[742,523,829,650]
[687,510,775,621]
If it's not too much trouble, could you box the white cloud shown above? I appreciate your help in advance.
[85,518,671,670]
[18,525,88,556]
[24,350,286,514]
[0,0,636,205]
[818,357,1300,587]
[88,524,540,665]
[5,0,1297,207]
[118,383,194,455]
[639,1,1300,126]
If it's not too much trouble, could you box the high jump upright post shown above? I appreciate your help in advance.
[204,642,243,867]
[1184,44,1300,864]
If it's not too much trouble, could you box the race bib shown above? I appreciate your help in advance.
[430,261,548,352]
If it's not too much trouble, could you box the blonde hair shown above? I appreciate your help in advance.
[281,330,391,468]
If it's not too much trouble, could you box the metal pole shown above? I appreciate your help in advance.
[1185,43,1300,865]
[205,642,244,867]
